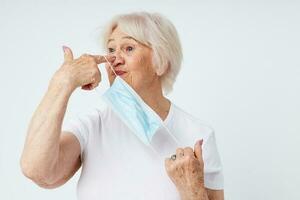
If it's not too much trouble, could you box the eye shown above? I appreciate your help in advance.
[126,46,134,52]
[108,48,115,53]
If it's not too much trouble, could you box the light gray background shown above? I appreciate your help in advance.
[0,0,299,199]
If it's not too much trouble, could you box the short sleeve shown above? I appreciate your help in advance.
[61,109,100,162]
[203,130,224,190]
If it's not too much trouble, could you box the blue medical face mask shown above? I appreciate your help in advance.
[103,76,161,145]
[101,56,179,157]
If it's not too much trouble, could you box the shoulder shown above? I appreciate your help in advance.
[74,107,102,123]
[72,104,125,129]
[64,105,110,129]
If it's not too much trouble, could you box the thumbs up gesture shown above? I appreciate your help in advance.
[50,46,115,92]
[165,139,209,200]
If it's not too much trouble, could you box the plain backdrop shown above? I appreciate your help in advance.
[0,0,299,199]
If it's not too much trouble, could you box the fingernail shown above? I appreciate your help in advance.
[62,45,68,52]
[199,139,203,146]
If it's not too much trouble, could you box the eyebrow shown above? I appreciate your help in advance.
[107,36,137,45]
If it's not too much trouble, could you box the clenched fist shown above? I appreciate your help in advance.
[165,139,208,200]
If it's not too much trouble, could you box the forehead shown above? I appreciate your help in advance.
[110,26,127,38]
[107,26,137,44]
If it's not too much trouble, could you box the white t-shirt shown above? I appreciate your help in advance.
[62,102,224,200]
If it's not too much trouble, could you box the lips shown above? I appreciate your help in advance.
[115,71,126,76]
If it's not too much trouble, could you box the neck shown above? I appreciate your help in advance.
[137,80,171,121]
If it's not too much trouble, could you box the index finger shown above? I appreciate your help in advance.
[91,54,116,64]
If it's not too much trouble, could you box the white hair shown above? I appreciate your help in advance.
[102,12,183,95]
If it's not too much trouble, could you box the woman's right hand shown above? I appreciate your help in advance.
[50,46,115,92]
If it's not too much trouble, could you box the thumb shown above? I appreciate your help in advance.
[194,139,204,161]
[62,45,74,62]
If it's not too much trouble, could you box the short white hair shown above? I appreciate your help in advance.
[102,12,183,95]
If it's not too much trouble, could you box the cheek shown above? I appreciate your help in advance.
[124,51,157,87]
[141,57,157,79]
[130,60,155,86]
[128,55,155,75]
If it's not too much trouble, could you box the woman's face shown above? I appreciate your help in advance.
[106,26,158,92]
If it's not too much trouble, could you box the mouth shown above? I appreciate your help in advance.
[114,70,127,76]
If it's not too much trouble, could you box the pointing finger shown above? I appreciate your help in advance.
[90,54,116,64]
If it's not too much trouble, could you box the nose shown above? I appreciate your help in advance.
[112,50,125,68]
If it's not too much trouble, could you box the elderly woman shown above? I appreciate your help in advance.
[20,12,224,200]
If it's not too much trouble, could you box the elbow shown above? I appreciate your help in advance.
[20,157,58,189]
[20,156,33,179]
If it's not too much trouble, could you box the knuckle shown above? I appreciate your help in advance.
[183,156,194,166]
[80,53,89,57]
[92,69,99,76]
[87,56,94,62]
[185,154,193,160]
[169,165,176,172]
[184,147,193,151]
[79,54,95,63]
[165,165,173,174]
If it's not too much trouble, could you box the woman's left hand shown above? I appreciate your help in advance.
[165,139,208,200]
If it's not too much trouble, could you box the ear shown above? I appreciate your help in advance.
[156,62,170,76]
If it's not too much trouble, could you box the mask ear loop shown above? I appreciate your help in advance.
[94,55,118,96]
[103,55,117,76]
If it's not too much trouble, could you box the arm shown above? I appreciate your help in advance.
[177,187,224,200]
[20,46,111,188]
[20,79,78,187]
[206,189,224,200]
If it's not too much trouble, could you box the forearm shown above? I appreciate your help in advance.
[180,187,209,200]
[20,78,73,181]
